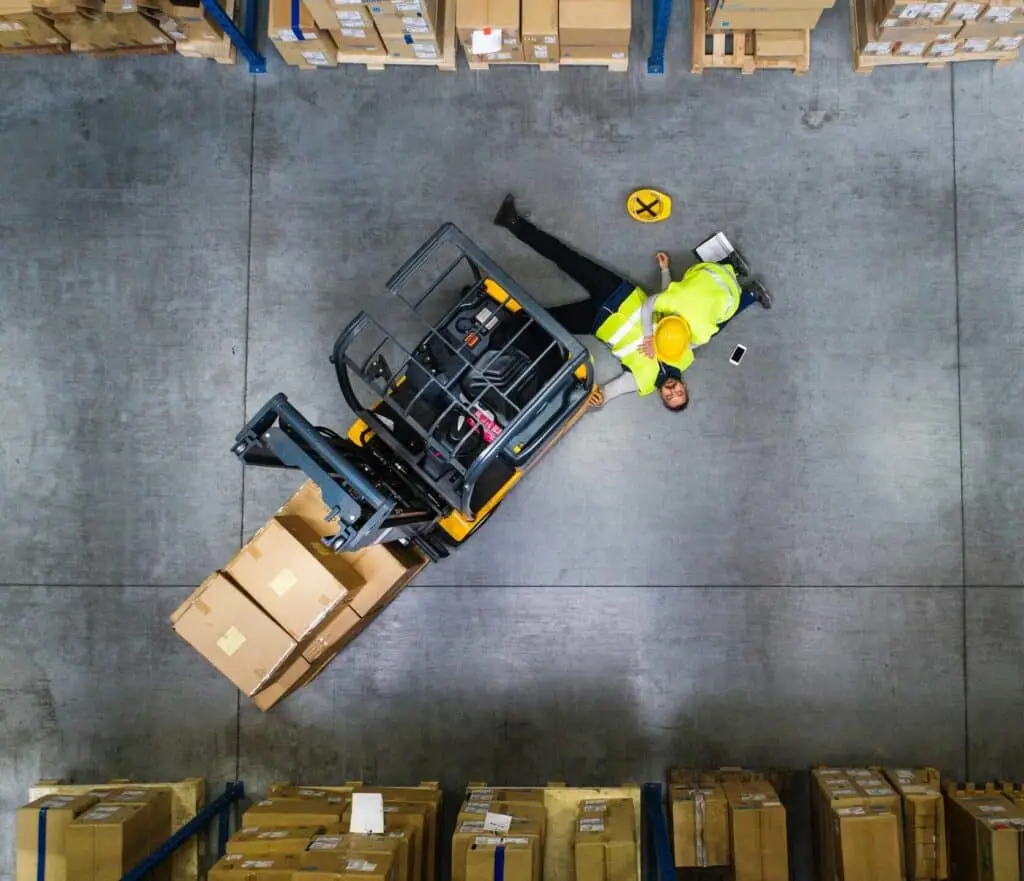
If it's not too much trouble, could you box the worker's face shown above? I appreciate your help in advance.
[660,378,688,410]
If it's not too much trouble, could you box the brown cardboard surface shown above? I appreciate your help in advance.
[875,0,952,24]
[522,0,556,56]
[384,31,442,54]
[709,5,822,28]
[574,799,636,881]
[226,826,321,854]
[456,0,518,41]
[454,819,544,881]
[458,801,549,831]
[943,0,986,19]
[875,19,959,36]
[0,0,35,14]
[171,572,297,697]
[754,28,806,53]
[340,808,426,881]
[465,789,547,805]
[242,798,346,829]
[305,832,412,881]
[303,0,373,27]
[50,10,172,49]
[957,15,1022,29]
[832,808,903,881]
[944,792,1024,881]
[349,788,441,881]
[16,794,99,881]
[251,651,312,712]
[723,781,788,881]
[559,0,628,43]
[225,516,360,641]
[298,850,396,881]
[882,769,947,881]
[65,804,152,881]
[0,13,68,47]
[812,768,903,881]
[669,782,729,868]
[330,23,386,51]
[100,788,172,881]
[207,853,303,880]
[980,0,1022,21]
[369,0,436,32]
[465,838,536,881]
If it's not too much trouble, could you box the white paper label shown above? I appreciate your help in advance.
[896,41,926,53]
[487,51,513,59]
[578,818,605,832]
[82,806,121,820]
[298,789,327,797]
[277,28,298,40]
[483,812,513,833]
[898,2,925,15]
[341,27,367,36]
[994,36,1022,49]
[242,861,275,869]
[533,44,549,57]
[38,796,76,807]
[864,787,895,796]
[351,793,385,834]
[582,801,608,812]
[611,51,625,58]
[0,20,26,29]
[471,28,502,53]
[901,785,940,794]
[303,50,330,64]
[831,789,859,797]
[922,1,948,15]
[413,42,437,56]
[459,821,486,832]
[474,836,528,845]
[928,41,956,54]
[948,2,982,16]
[468,789,493,801]
[309,837,343,850]
[347,860,378,872]
[337,9,363,21]
[836,806,867,817]
[258,830,289,839]
[864,40,894,53]
[403,16,428,31]
[962,37,991,50]
[894,769,915,779]
[394,0,422,9]
[819,769,842,776]
[543,34,556,42]
[846,770,872,777]
[741,793,768,801]
[979,804,1007,813]
[695,231,735,263]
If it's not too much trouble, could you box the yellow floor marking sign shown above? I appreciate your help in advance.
[627,188,672,223]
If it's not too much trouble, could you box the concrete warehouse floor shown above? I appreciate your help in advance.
[2,0,1024,875]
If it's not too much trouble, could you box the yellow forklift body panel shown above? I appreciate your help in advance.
[484,278,522,313]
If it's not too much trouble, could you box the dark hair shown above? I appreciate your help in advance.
[664,397,689,412]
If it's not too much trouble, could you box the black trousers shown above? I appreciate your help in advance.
[505,217,628,334]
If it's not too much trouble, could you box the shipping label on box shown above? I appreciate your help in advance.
[207,853,303,881]
[980,0,1023,20]
[723,780,788,881]
[944,0,985,18]
[521,0,556,53]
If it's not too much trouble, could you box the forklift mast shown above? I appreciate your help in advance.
[233,223,594,560]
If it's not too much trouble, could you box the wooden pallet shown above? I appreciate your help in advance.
[465,54,628,71]
[691,0,809,73]
[850,0,1017,70]
[0,43,71,54]
[29,778,205,881]
[336,0,455,69]
[85,42,174,56]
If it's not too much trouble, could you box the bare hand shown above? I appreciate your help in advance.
[641,336,656,358]
[589,386,606,410]
[656,251,670,271]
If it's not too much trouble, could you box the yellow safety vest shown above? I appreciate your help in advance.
[595,287,693,396]
[655,262,742,346]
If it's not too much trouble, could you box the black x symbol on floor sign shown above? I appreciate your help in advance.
[635,197,661,217]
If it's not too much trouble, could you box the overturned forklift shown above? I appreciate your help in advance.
[233,223,600,563]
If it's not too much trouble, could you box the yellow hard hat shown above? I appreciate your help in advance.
[654,315,691,361]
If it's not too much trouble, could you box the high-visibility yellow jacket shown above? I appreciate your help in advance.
[654,262,742,346]
[595,288,692,396]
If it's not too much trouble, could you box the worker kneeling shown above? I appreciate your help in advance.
[494,194,771,411]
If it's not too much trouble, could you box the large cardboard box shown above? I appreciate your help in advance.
[465,837,537,881]
[171,572,297,696]
[369,0,437,32]
[812,768,903,881]
[0,13,68,48]
[268,0,338,61]
[16,794,99,881]
[458,801,549,831]
[573,799,636,881]
[875,0,952,25]
[874,19,959,38]
[945,789,1024,881]
[670,775,729,868]
[65,804,152,881]
[303,0,370,27]
[754,28,806,54]
[558,43,626,58]
[522,0,557,58]
[723,780,788,881]
[833,807,903,881]
[882,769,947,881]
[226,826,321,855]
[980,0,1022,20]
[225,516,363,641]
[330,19,385,53]
[298,850,397,881]
[350,786,442,881]
[305,832,413,881]
[50,10,172,50]
[251,651,313,712]
[454,819,544,881]
[340,805,427,881]
[943,0,986,19]
[99,788,171,881]
[466,789,547,805]
[710,4,822,29]
[457,0,519,47]
[559,0,629,44]
[957,15,1022,43]
[242,798,346,829]
[207,853,303,881]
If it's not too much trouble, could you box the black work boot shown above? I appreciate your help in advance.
[748,278,773,310]
[493,193,519,229]
[723,247,752,279]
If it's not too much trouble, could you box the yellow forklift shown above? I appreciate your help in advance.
[232,223,599,561]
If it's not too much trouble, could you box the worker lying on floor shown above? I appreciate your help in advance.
[494,194,771,411]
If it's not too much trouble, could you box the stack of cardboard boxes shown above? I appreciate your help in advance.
[669,768,788,881]
[204,783,441,881]
[944,782,1024,881]
[574,798,637,881]
[16,788,172,881]
[171,480,428,710]
[855,0,1022,61]
[0,0,235,59]
[812,766,950,881]
[453,788,547,881]
[705,0,833,59]
[456,0,629,65]
[268,0,444,67]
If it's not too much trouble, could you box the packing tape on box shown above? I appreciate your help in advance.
[36,807,49,881]
[291,0,305,39]
[693,790,707,867]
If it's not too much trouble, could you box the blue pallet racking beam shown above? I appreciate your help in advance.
[201,0,266,72]
[646,0,673,74]
[641,782,675,881]
[118,781,246,881]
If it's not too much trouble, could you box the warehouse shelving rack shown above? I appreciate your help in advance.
[641,783,675,881]
[647,0,674,73]
[200,0,265,71]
